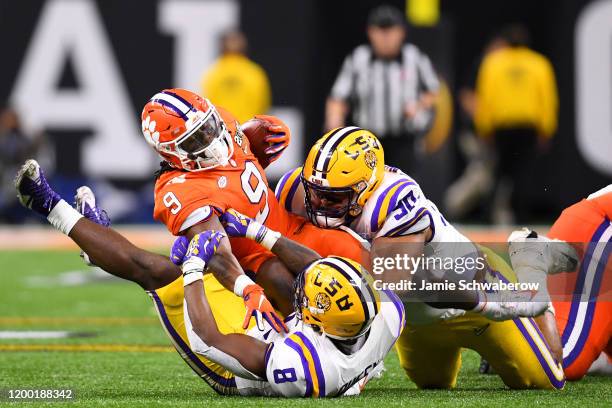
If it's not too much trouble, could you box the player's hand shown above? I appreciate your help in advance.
[221,209,281,250]
[220,209,252,238]
[254,114,290,163]
[181,231,225,285]
[170,235,189,265]
[184,231,224,266]
[242,283,288,333]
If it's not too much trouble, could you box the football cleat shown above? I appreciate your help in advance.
[14,159,61,217]
[74,186,110,266]
[476,288,549,321]
[74,186,110,227]
[508,228,579,275]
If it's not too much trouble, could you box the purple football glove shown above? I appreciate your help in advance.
[185,231,225,266]
[170,236,189,265]
[221,209,280,249]
[221,209,253,238]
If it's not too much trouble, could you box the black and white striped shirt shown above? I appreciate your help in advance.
[330,43,439,137]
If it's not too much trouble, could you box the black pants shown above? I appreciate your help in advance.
[491,127,538,222]
[378,133,418,174]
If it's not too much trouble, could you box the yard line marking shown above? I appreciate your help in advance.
[0,344,174,352]
[0,331,83,339]
[0,317,159,326]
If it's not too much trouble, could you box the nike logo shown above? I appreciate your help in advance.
[474,323,490,336]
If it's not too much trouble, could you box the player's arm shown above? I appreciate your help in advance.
[69,218,182,290]
[183,216,246,291]
[177,217,286,333]
[371,230,479,310]
[221,209,321,276]
[181,232,268,378]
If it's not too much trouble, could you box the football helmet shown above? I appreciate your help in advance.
[301,127,384,228]
[294,256,380,339]
[141,88,234,171]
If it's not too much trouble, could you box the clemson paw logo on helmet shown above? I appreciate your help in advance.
[142,115,160,146]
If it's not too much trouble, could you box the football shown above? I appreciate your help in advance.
[241,117,274,168]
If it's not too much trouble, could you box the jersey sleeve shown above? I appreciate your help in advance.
[266,333,327,398]
[372,182,432,238]
[274,167,305,215]
[380,290,406,341]
[153,179,226,235]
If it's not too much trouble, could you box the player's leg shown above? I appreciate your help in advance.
[463,314,565,389]
[395,322,462,389]
[150,276,242,395]
[76,187,247,392]
[548,205,612,380]
[470,245,565,389]
[479,243,566,357]
[15,160,181,291]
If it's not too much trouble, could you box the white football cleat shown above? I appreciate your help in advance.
[508,228,579,275]
[74,186,110,266]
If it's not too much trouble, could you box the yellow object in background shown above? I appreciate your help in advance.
[407,0,440,27]
[201,54,271,124]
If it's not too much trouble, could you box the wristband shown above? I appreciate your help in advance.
[259,229,281,250]
[47,200,84,235]
[245,221,281,250]
[182,257,205,286]
[233,274,256,297]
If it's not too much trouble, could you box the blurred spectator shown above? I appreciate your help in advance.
[0,106,53,223]
[474,24,558,224]
[200,29,271,124]
[444,35,508,220]
[325,4,439,172]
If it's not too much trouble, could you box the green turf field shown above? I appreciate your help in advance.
[1,250,610,407]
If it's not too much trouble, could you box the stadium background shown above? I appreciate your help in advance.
[1,0,612,405]
[0,0,610,223]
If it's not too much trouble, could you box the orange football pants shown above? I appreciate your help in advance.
[548,201,612,380]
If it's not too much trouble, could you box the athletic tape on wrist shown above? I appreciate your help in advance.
[260,229,280,250]
[233,274,256,297]
[182,257,205,286]
[47,200,84,235]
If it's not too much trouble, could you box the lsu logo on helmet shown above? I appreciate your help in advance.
[301,127,385,228]
[294,256,380,339]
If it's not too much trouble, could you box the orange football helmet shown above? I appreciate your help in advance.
[141,88,234,171]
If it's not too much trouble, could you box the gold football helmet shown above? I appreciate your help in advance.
[301,127,384,228]
[294,256,380,339]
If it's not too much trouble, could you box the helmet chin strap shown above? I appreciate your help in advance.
[315,215,345,228]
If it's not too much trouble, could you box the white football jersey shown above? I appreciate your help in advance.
[234,290,404,397]
[276,166,480,324]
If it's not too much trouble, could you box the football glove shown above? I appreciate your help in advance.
[242,283,288,333]
[221,209,280,250]
[181,231,225,286]
[170,235,189,265]
[254,114,290,163]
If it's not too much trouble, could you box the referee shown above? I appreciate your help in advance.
[325,5,439,171]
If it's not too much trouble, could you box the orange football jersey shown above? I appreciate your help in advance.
[153,107,293,271]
